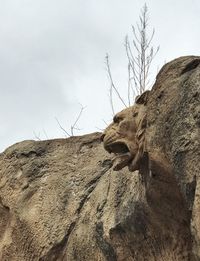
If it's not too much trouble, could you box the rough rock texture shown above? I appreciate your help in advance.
[0,56,200,260]
[147,56,200,260]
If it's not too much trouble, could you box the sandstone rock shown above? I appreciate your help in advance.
[0,56,200,260]
[147,56,200,260]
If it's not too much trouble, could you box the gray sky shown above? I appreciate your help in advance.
[1,0,200,152]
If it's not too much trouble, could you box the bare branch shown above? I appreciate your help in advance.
[95,126,105,131]
[70,104,85,136]
[125,36,140,69]
[43,129,49,139]
[33,131,41,141]
[106,3,159,107]
[127,62,131,106]
[55,117,71,137]
[102,119,109,127]
[131,26,140,45]
[105,54,127,112]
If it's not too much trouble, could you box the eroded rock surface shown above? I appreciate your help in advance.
[0,56,200,260]
[147,56,200,260]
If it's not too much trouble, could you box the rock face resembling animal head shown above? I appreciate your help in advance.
[102,91,149,172]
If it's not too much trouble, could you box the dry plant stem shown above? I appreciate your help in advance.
[43,129,49,139]
[70,104,85,136]
[55,104,85,137]
[102,119,109,127]
[55,117,71,137]
[33,131,41,141]
[105,54,127,115]
[125,3,159,98]
[127,63,131,106]
[106,4,159,111]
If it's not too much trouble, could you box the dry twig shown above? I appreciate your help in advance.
[55,104,86,137]
[106,3,159,111]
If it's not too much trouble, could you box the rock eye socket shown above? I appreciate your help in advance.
[113,115,123,124]
[133,111,138,117]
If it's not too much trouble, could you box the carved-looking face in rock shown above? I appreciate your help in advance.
[102,91,149,172]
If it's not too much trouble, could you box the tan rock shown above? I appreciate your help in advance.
[0,56,200,260]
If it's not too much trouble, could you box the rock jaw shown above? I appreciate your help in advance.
[103,141,141,172]
[112,152,133,171]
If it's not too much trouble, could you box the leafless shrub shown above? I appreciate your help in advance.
[106,3,159,110]
[55,103,86,137]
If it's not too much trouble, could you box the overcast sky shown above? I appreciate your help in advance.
[0,0,200,152]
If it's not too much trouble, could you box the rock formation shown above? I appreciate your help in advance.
[0,56,200,260]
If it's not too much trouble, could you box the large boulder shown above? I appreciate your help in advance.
[147,56,200,260]
[0,56,199,260]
